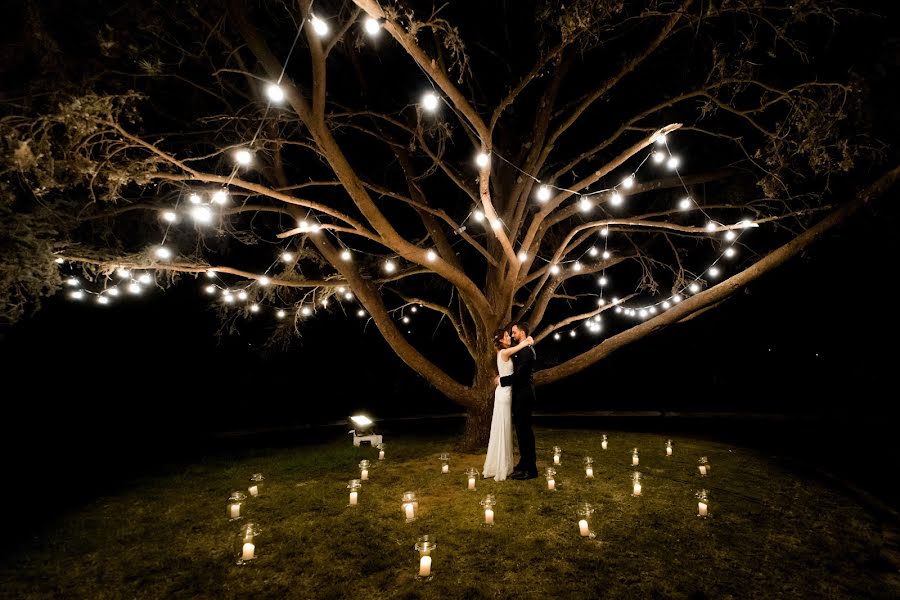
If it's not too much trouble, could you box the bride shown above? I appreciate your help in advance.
[482,327,534,481]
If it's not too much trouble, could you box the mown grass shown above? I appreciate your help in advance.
[3,428,897,599]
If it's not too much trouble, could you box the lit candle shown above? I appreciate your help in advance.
[666,446,673,456]
[699,465,707,476]
[241,542,255,561]
[361,469,369,480]
[578,519,590,537]
[698,501,708,517]
[601,440,608,450]
[228,503,240,519]
[349,491,358,506]
[548,479,556,490]
[585,467,594,478]
[485,509,494,525]
[553,454,560,465]
[419,555,432,577]
[468,477,476,490]
[442,464,449,474]
[379,450,385,460]
[633,482,642,496]
[632,451,639,466]
[404,502,415,521]
[248,485,259,497]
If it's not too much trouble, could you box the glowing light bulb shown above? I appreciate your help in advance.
[309,223,321,233]
[475,152,490,167]
[107,287,119,297]
[426,250,437,262]
[259,276,270,286]
[70,290,83,300]
[706,221,717,232]
[54,257,64,264]
[357,310,366,317]
[282,252,293,262]
[573,261,582,272]
[364,16,381,36]
[689,283,700,293]
[223,293,235,304]
[490,219,502,230]
[739,219,754,228]
[238,291,248,301]
[212,190,228,205]
[154,247,172,260]
[188,193,202,205]
[639,309,648,318]
[667,156,680,170]
[128,283,141,294]
[598,276,608,286]
[725,230,736,241]
[554,333,561,340]
[205,285,216,294]
[649,307,657,314]
[402,316,410,324]
[601,227,609,237]
[602,250,611,259]
[97,296,109,305]
[191,206,212,224]
[266,83,285,102]
[610,192,623,206]
[662,301,670,309]
[709,267,720,278]
[311,15,329,36]
[570,331,576,338]
[615,306,623,313]
[344,292,352,300]
[518,251,528,261]
[250,304,260,313]
[206,271,216,278]
[537,185,551,202]
[622,175,634,189]
[421,92,439,112]
[298,220,309,232]
[301,306,312,316]
[340,249,352,261]
[234,149,252,165]
[580,197,591,212]
[679,198,691,210]
[549,265,560,275]
[673,294,683,302]
[411,306,418,313]
[162,210,177,222]
[725,247,736,258]
[655,134,667,145]
[65,277,79,287]
[338,287,345,294]
[653,151,665,164]
[277,309,286,318]
[384,260,396,273]
[473,210,484,222]
[612,297,619,304]
[588,247,598,257]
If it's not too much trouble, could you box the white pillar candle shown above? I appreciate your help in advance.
[228,503,240,519]
[241,542,255,561]
[248,485,259,497]
[484,509,494,525]
[442,464,449,474]
[632,455,639,466]
[404,503,415,520]
[547,479,556,490]
[698,501,708,517]
[418,555,432,577]
[578,519,590,537]
[553,455,560,465]
[468,477,476,490]
[349,491,358,506]
[601,441,608,450]
[361,469,369,480]
[666,447,673,456]
[379,450,385,460]
[633,483,642,496]
[585,468,594,478]
[699,465,707,475]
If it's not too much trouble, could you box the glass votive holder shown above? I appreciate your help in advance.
[584,456,594,479]
[666,440,673,456]
[401,491,419,522]
[552,446,562,465]
[377,443,385,460]
[601,433,608,450]
[235,522,260,565]
[439,453,450,474]
[632,471,642,496]
[631,448,639,467]
[480,494,496,526]
[348,479,361,506]
[697,489,710,518]
[698,456,709,476]
[465,468,478,491]
[577,502,597,539]
[545,467,557,491]
[227,491,246,521]
[248,473,264,497]
[415,535,436,580]
[359,459,371,481]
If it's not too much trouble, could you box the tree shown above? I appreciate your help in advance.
[1,0,895,447]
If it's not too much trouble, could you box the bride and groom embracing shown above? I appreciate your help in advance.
[482,321,539,481]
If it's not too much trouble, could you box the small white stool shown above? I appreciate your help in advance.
[352,432,382,447]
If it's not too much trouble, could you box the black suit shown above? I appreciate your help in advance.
[499,345,537,475]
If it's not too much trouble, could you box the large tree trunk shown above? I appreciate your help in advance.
[462,393,494,451]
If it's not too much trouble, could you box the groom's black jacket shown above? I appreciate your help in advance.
[499,346,537,413]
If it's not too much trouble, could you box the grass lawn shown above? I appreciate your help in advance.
[4,428,898,599]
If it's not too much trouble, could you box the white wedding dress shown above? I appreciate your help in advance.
[482,351,514,481]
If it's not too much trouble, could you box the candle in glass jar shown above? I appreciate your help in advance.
[633,482,642,495]
[248,485,259,497]
[361,469,369,480]
[485,509,494,525]
[547,478,556,490]
[349,491,358,506]
[585,467,594,478]
[578,519,590,537]
[601,440,608,450]
[442,464,449,474]
[379,449,385,460]
[419,555,432,577]
[632,455,639,466]
[228,503,240,519]
[468,477,476,490]
[404,502,415,520]
[241,542,255,561]
[699,465,707,475]
[698,501,708,516]
[666,446,673,456]
[553,454,560,465]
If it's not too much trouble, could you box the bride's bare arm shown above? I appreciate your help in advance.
[499,336,534,362]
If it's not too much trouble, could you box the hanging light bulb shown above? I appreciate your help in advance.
[673,294,683,302]
[639,309,648,318]
[649,307,657,314]
[588,247,598,257]
[549,265,560,275]
[250,304,260,313]
[311,15,329,36]
[662,301,671,309]
[259,276,270,286]
[107,287,119,297]
[70,290,83,300]
[739,219,755,228]
[570,330,576,338]
[340,249,352,261]
[706,221,717,232]
[266,83,285,102]
[573,261,582,272]
[615,306,623,313]
[610,192,623,206]
[612,296,619,304]
[309,223,321,233]
[602,250,611,259]
[655,134,667,145]
[128,283,141,294]
[426,250,437,262]
[344,292,353,300]
[212,190,229,205]
[223,292,235,304]
[598,276,608,286]
[402,316,410,324]
[421,92,439,112]
[679,198,692,210]
[598,298,606,306]
[490,219,502,230]
[364,16,381,36]
[162,210,177,222]
[188,193,202,205]
[601,227,609,237]
[473,209,485,222]
[667,156,680,170]
[205,285,216,294]
[725,247,737,258]
[301,306,312,316]
[709,267,720,278]
[277,309,286,318]
[234,149,252,165]
[54,257,64,264]
[154,247,172,261]
[96,295,109,305]
[724,230,737,241]
[338,287,345,294]
[621,175,635,189]
[475,152,490,167]
[554,333,561,340]
[653,151,665,164]
[579,197,592,212]
[282,252,293,262]
[357,309,366,317]
[689,283,700,293]
[411,306,418,313]
[238,291,248,301]
[191,205,213,224]
[65,277,79,287]
[518,251,527,261]
[536,185,551,202]
[384,260,396,273]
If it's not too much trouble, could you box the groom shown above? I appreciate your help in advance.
[497,322,538,480]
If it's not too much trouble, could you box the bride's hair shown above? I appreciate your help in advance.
[492,328,509,350]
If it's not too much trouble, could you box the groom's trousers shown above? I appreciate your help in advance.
[513,406,537,474]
